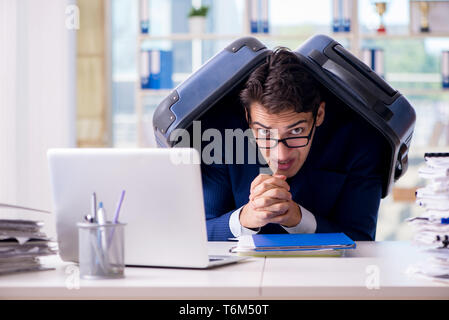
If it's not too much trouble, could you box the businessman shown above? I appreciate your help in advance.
[201,47,385,241]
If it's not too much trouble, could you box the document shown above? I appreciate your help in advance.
[407,153,449,282]
[0,204,57,275]
[231,233,356,257]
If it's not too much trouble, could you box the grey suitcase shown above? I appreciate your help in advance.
[153,35,416,197]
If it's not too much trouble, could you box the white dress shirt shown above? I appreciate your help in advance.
[229,204,317,238]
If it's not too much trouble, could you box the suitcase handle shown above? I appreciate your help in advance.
[309,49,377,108]
[333,45,396,97]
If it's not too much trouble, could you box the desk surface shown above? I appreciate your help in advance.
[0,241,448,300]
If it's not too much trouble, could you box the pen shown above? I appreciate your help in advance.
[96,202,109,269]
[107,190,126,248]
[92,192,97,222]
[113,190,126,223]
[97,202,107,225]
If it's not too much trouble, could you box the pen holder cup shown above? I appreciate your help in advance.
[77,222,126,279]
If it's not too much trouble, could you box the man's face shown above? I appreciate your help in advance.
[248,102,325,178]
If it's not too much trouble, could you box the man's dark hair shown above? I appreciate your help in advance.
[240,47,323,123]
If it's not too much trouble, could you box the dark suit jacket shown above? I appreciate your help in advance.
[199,98,386,241]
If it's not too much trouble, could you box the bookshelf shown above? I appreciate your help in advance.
[134,0,449,147]
[361,32,449,39]
[138,32,357,41]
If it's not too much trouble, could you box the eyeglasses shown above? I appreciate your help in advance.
[251,114,317,149]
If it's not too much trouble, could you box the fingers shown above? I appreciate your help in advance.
[252,196,284,209]
[250,176,290,200]
[242,174,292,229]
[260,201,290,215]
[267,203,302,227]
[253,187,292,204]
[241,204,281,229]
[251,192,291,211]
[243,199,298,228]
[250,174,287,191]
[251,209,286,222]
[250,174,272,191]
[266,211,289,224]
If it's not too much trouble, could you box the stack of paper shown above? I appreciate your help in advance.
[0,219,57,275]
[407,153,449,282]
[231,233,356,257]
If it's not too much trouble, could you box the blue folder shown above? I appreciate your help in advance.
[252,233,356,251]
[141,50,173,90]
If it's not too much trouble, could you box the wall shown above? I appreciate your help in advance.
[0,0,77,238]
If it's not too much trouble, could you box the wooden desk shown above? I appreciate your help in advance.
[0,241,447,300]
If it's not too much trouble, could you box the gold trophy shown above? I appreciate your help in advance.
[374,2,387,33]
[419,1,430,33]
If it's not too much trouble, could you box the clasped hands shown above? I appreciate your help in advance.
[240,174,302,229]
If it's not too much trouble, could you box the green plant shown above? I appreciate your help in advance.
[188,5,209,18]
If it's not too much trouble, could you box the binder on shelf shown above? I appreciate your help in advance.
[260,0,269,34]
[341,0,351,32]
[332,0,351,33]
[362,48,385,79]
[332,0,341,32]
[249,0,258,33]
[231,233,356,257]
[247,0,269,34]
[140,50,173,90]
[442,51,449,89]
[139,0,149,34]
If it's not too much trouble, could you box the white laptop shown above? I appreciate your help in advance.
[47,148,246,269]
